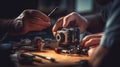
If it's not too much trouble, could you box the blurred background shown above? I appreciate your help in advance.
[0,0,102,24]
[0,0,103,42]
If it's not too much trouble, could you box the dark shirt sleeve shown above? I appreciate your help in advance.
[98,7,120,67]
[100,8,120,48]
[97,1,120,67]
[100,0,120,48]
[0,19,23,42]
[0,19,23,33]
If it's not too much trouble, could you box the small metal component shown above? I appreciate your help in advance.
[55,46,89,55]
[55,47,70,54]
[56,27,80,47]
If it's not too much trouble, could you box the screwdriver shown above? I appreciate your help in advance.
[18,53,42,64]
[32,53,56,62]
[31,7,58,25]
[48,7,58,17]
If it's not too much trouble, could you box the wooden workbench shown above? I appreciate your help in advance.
[17,49,89,67]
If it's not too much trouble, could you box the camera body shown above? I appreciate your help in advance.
[55,27,80,48]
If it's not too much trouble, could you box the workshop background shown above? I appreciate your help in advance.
[0,0,102,42]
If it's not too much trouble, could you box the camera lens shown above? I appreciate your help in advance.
[56,33,65,43]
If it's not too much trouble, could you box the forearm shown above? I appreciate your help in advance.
[85,13,105,33]
[89,46,108,67]
[0,19,23,33]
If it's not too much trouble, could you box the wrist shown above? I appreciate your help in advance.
[12,19,23,32]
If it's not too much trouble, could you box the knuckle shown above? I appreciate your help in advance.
[84,35,91,39]
[57,17,63,22]
[86,35,91,38]
[23,9,32,13]
[89,39,94,42]
[71,12,77,15]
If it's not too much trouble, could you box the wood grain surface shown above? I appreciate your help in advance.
[19,50,89,67]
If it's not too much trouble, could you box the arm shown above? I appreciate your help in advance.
[85,13,105,33]
[89,4,120,67]
[0,9,50,35]
[0,19,22,33]
[80,13,105,56]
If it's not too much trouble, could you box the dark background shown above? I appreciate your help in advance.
[0,0,102,19]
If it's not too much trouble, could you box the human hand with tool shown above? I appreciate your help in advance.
[11,9,50,35]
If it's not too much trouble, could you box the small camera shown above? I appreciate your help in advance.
[55,27,89,55]
[55,27,80,48]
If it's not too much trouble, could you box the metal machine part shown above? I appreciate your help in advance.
[55,27,88,55]
[56,27,80,47]
[55,46,89,55]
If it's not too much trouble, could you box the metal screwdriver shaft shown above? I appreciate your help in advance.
[31,7,58,25]
[48,7,58,17]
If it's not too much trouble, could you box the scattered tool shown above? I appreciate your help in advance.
[18,53,42,65]
[55,46,88,55]
[18,52,56,65]
[32,53,56,62]
[48,7,58,17]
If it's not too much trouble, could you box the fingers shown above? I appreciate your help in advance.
[63,12,76,27]
[62,12,80,27]
[52,12,79,36]
[22,9,51,27]
[80,33,102,47]
[17,9,51,27]
[14,9,51,35]
[62,12,88,33]
[52,12,88,36]
[23,9,50,22]
[24,17,50,27]
[84,38,100,47]
[52,17,63,36]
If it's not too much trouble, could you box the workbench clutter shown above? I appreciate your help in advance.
[9,36,45,52]
[0,36,89,67]
[0,26,89,67]
[55,27,88,55]
[16,27,88,66]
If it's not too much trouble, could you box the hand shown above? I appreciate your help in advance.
[88,46,98,57]
[52,12,88,36]
[80,32,103,47]
[12,9,50,35]
[80,32,103,56]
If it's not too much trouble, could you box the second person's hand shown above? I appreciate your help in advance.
[11,9,50,35]
[52,12,88,36]
[80,32,103,47]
